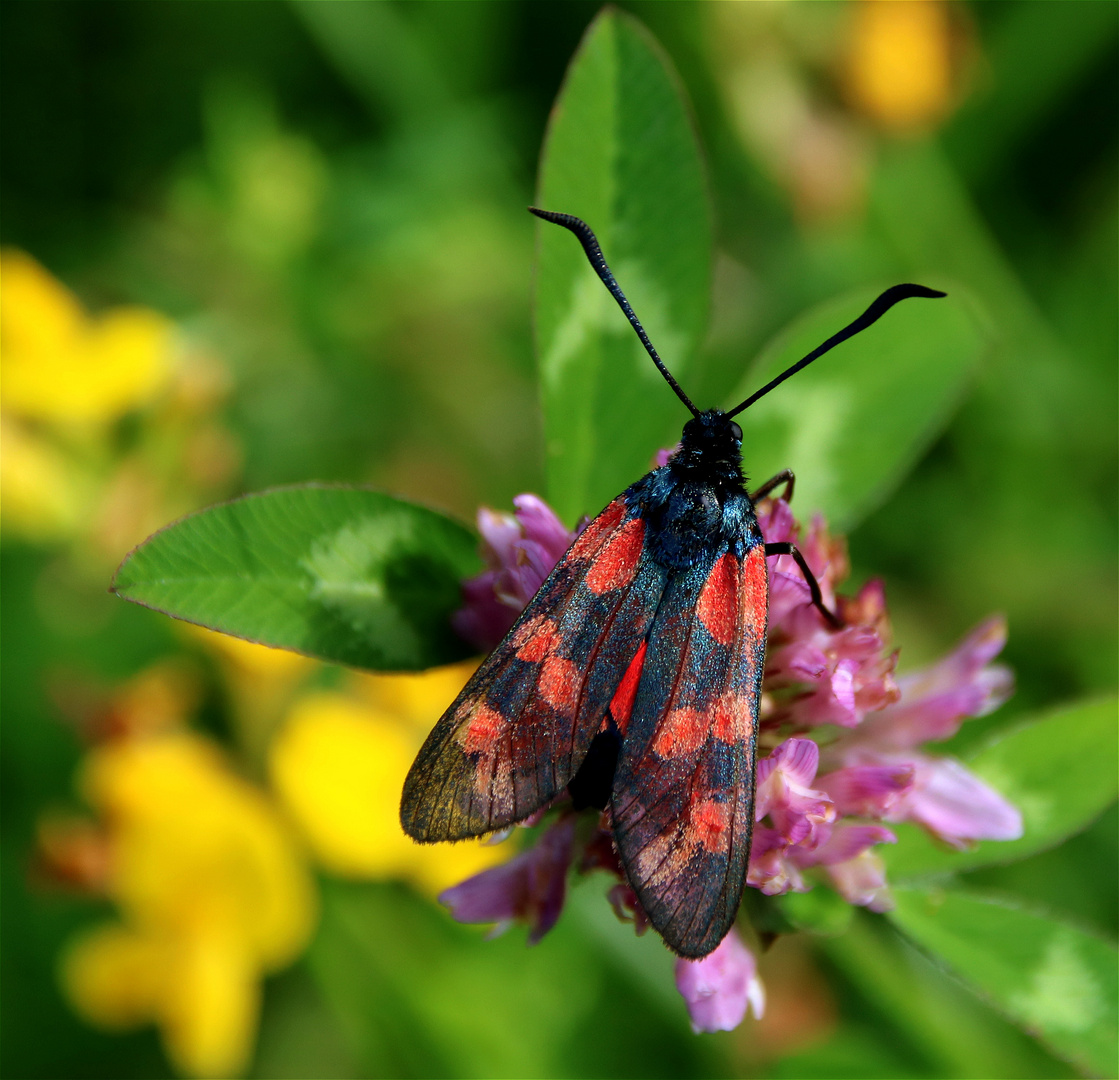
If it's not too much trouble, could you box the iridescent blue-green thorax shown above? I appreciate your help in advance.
[621,409,760,571]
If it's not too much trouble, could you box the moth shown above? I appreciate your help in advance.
[401,208,943,957]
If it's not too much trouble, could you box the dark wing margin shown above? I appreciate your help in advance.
[611,542,768,958]
[401,497,668,842]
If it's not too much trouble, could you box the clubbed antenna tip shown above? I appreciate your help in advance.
[726,284,947,418]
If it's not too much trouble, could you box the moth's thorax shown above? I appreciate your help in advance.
[670,409,746,491]
[624,410,761,571]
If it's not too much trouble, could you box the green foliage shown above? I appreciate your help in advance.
[820,911,1076,1079]
[890,887,1118,1076]
[534,8,711,524]
[777,883,855,937]
[112,487,480,671]
[308,878,715,1079]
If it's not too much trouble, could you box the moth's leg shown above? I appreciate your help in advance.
[764,541,842,629]
[750,468,795,504]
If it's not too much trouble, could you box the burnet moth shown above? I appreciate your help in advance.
[401,208,945,958]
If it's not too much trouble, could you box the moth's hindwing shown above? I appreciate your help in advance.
[611,541,768,958]
[401,497,668,841]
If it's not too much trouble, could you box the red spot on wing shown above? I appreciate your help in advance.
[652,707,710,760]
[741,545,768,645]
[514,617,561,662]
[463,705,508,756]
[568,499,625,561]
[538,655,581,712]
[697,553,740,646]
[585,518,645,594]
[710,690,752,744]
[697,546,768,648]
[608,641,647,735]
[689,796,731,854]
[511,614,546,649]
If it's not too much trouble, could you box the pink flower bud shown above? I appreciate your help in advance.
[675,928,765,1033]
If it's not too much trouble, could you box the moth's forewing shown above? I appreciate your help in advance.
[611,537,767,958]
[401,497,667,841]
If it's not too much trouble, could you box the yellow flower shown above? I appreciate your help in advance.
[0,416,91,538]
[845,0,955,131]
[58,649,511,1076]
[63,922,260,1080]
[184,625,316,761]
[270,661,507,894]
[62,732,315,1078]
[1,249,173,424]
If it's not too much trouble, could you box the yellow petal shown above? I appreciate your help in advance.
[0,418,90,538]
[0,248,85,361]
[60,922,168,1030]
[349,658,478,733]
[183,625,318,761]
[269,692,419,877]
[185,624,316,681]
[159,927,259,1080]
[217,783,318,969]
[270,689,506,890]
[80,730,225,821]
[81,732,316,969]
[402,831,513,897]
[1,248,174,422]
[846,0,954,131]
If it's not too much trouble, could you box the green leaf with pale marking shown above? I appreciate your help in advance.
[733,284,989,530]
[111,485,481,671]
[823,912,1077,1078]
[890,887,1118,1076]
[885,697,1119,880]
[534,8,711,525]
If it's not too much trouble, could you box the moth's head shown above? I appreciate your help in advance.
[673,409,743,484]
[680,409,741,453]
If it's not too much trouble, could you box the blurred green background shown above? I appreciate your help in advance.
[2,2,1115,1078]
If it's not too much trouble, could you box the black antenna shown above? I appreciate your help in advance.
[727,284,946,419]
[530,208,700,418]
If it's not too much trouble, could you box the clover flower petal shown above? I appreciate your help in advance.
[821,617,1020,847]
[606,883,652,935]
[453,571,516,653]
[784,824,896,910]
[845,616,1013,751]
[746,824,809,895]
[477,507,524,569]
[823,849,893,912]
[512,493,573,557]
[883,753,1023,847]
[795,822,897,867]
[454,496,579,651]
[755,738,835,845]
[759,506,899,731]
[817,763,915,817]
[760,507,846,628]
[675,928,765,1033]
[439,815,576,944]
